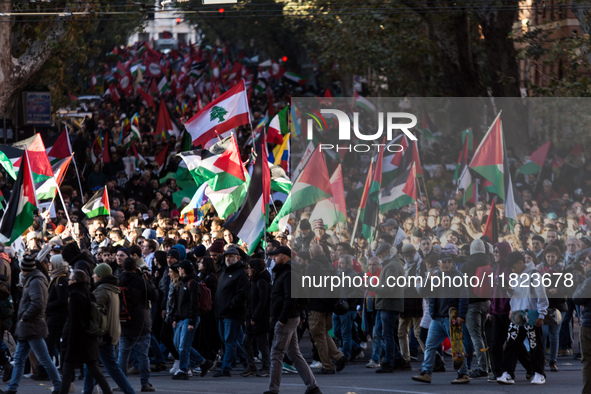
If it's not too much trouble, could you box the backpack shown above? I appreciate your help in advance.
[473,265,493,299]
[119,286,132,326]
[86,301,108,337]
[198,282,212,313]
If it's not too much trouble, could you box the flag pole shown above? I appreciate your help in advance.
[350,157,374,247]
[56,186,74,234]
[71,153,85,204]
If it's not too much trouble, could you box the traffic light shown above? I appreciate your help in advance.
[176,18,181,25]
[281,56,288,62]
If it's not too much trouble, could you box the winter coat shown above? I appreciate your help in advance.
[573,276,591,327]
[175,273,200,326]
[46,274,68,328]
[419,267,469,320]
[304,255,336,313]
[15,270,49,340]
[215,261,249,321]
[62,282,99,363]
[461,252,492,303]
[93,275,121,345]
[270,262,300,325]
[489,264,512,315]
[401,257,423,318]
[247,270,271,334]
[374,254,405,313]
[118,270,159,337]
[508,262,549,320]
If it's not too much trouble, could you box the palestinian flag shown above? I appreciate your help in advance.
[469,113,506,201]
[224,131,271,254]
[310,164,347,229]
[45,129,73,165]
[482,199,498,244]
[9,134,54,184]
[82,187,110,218]
[177,134,246,191]
[35,156,72,201]
[131,141,147,168]
[379,162,418,213]
[0,151,38,244]
[268,146,332,232]
[362,146,383,239]
[157,77,170,94]
[381,135,406,187]
[154,145,168,174]
[160,161,196,190]
[517,142,551,175]
[421,110,440,140]
[155,102,180,140]
[184,80,250,148]
[267,106,288,145]
[283,72,308,86]
[354,92,376,113]
[0,144,22,180]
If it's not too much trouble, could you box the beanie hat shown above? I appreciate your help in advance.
[209,239,225,254]
[94,263,113,279]
[20,255,37,272]
[167,248,180,262]
[193,245,206,258]
[62,242,81,264]
[299,219,311,231]
[171,210,180,219]
[171,244,186,260]
[178,260,194,274]
[312,219,325,231]
[118,247,130,257]
[401,244,416,255]
[532,235,545,244]
[470,239,486,255]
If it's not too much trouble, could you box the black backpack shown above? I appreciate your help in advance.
[86,301,108,337]
[119,286,131,326]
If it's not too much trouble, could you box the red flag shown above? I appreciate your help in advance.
[138,88,156,110]
[154,144,168,172]
[359,161,374,210]
[68,93,78,102]
[411,140,424,177]
[483,198,498,244]
[402,162,418,201]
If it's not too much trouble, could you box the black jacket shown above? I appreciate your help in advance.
[247,270,271,333]
[118,270,159,337]
[61,282,99,363]
[215,261,249,321]
[304,255,335,313]
[574,276,591,327]
[175,273,200,326]
[15,270,49,340]
[270,262,299,325]
[46,274,68,328]
[460,252,491,303]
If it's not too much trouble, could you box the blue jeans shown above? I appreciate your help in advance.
[174,318,204,372]
[422,317,469,375]
[85,344,136,394]
[150,334,166,365]
[371,310,384,363]
[379,310,401,366]
[333,311,360,359]
[119,333,151,387]
[543,324,560,363]
[218,319,242,372]
[8,338,62,392]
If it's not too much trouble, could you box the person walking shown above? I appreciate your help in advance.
[2,255,62,394]
[58,269,112,394]
[264,246,322,394]
[84,263,135,394]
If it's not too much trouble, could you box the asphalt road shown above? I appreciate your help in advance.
[6,345,584,394]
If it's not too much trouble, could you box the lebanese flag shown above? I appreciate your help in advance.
[184,80,250,148]
[0,150,38,244]
[518,142,551,175]
[267,106,288,145]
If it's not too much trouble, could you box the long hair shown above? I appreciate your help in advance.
[199,257,217,280]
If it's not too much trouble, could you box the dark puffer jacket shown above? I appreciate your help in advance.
[118,270,159,337]
[247,270,271,334]
[46,274,68,328]
[175,273,200,326]
[270,262,300,325]
[15,270,49,340]
[215,261,249,321]
[460,252,492,303]
[61,282,99,363]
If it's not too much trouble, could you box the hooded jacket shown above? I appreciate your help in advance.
[247,269,271,333]
[175,273,200,325]
[118,270,159,337]
[93,275,121,345]
[374,253,405,313]
[215,260,249,321]
[270,262,300,325]
[15,270,49,340]
[461,252,492,303]
[509,261,549,319]
[62,281,99,363]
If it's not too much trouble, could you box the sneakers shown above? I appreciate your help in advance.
[187,369,192,377]
[212,370,231,378]
[496,372,515,385]
[366,360,380,368]
[335,356,347,372]
[375,363,394,373]
[304,387,323,394]
[128,367,140,375]
[469,369,488,378]
[411,371,432,384]
[318,368,335,374]
[531,373,546,385]
[172,371,189,380]
[282,363,297,374]
[169,360,180,375]
[256,369,270,377]
[549,362,558,372]
[200,360,214,377]
[240,367,257,377]
[451,374,470,384]
[309,361,322,369]
[140,384,155,392]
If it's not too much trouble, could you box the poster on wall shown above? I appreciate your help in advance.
[22,92,51,125]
